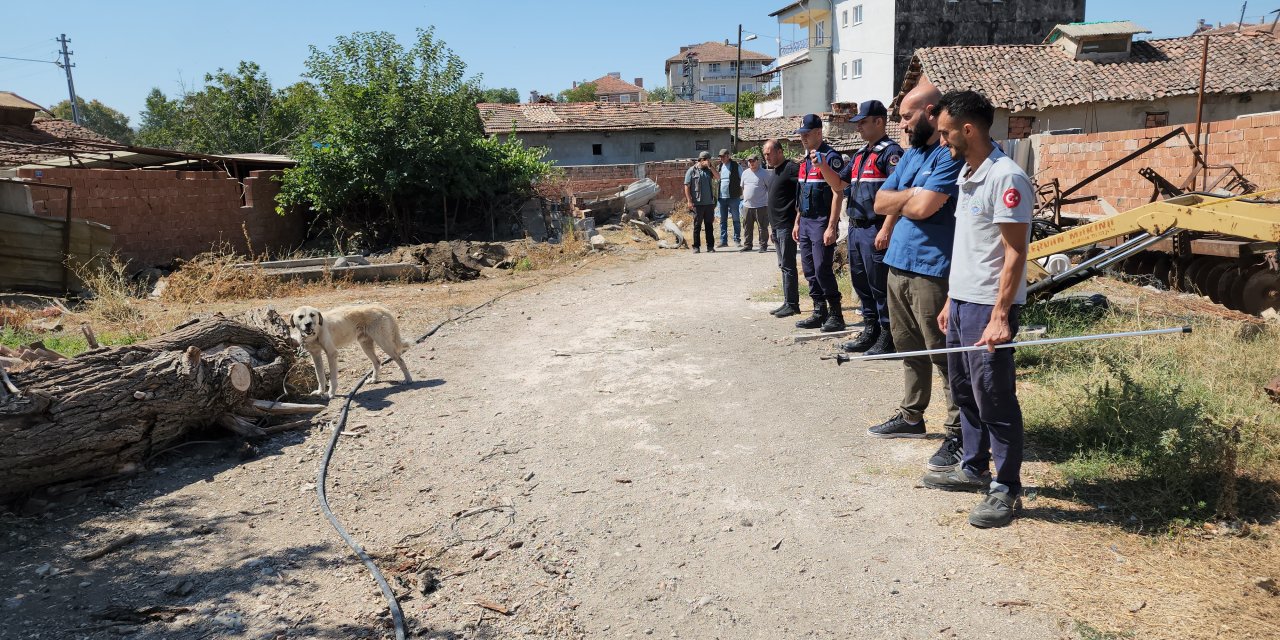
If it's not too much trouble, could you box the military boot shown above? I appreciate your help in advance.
[820,302,846,333]
[840,325,879,353]
[863,328,895,356]
[795,300,828,330]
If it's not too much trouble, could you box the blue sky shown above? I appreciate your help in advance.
[2,1,1273,124]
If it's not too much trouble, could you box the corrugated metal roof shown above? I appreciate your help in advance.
[1048,21,1150,42]
[0,92,47,111]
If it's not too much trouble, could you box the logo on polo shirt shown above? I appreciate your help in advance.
[1003,187,1021,208]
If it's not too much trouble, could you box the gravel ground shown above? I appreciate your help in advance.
[0,248,1075,639]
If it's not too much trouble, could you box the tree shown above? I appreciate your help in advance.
[478,87,520,103]
[721,90,765,120]
[557,82,596,103]
[135,62,319,154]
[277,28,552,248]
[646,87,676,103]
[50,98,135,144]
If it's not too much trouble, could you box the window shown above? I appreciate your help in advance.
[708,84,728,97]
[1145,112,1169,128]
[640,142,656,153]
[695,139,710,151]
[852,59,863,78]
[841,9,848,27]
[619,94,631,103]
[853,4,863,25]
[729,61,736,71]
[841,62,848,79]
[1007,116,1036,139]
[742,84,754,93]
[592,144,603,156]
[815,20,826,44]
[708,62,721,73]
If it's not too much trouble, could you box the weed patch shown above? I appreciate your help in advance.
[1018,300,1280,528]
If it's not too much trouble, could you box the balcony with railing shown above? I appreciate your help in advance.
[779,35,829,55]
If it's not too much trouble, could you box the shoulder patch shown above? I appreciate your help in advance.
[888,155,900,166]
[829,155,844,171]
[1002,187,1022,208]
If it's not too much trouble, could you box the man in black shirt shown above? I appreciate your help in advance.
[763,138,801,317]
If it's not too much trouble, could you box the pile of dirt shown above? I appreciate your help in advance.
[378,241,512,281]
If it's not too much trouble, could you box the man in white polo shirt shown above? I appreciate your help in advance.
[920,90,1033,529]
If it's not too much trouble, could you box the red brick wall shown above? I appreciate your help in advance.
[1035,113,1280,216]
[562,164,639,195]
[17,168,306,266]
[643,159,696,210]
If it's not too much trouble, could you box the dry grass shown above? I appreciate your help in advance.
[1004,277,1280,639]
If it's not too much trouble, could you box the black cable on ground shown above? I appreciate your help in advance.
[315,255,603,639]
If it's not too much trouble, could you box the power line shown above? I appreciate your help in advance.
[0,54,58,64]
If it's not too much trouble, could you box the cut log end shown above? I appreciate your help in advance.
[229,362,252,393]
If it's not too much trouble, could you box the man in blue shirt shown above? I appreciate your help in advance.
[716,149,743,248]
[867,84,964,474]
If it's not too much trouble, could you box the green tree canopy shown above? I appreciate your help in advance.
[557,82,596,103]
[645,87,676,103]
[721,90,765,120]
[277,28,552,248]
[135,61,318,154]
[478,87,520,103]
[50,98,135,144]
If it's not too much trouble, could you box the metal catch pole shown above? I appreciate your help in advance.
[824,326,1192,364]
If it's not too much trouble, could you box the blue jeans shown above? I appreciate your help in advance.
[947,300,1024,493]
[717,197,741,245]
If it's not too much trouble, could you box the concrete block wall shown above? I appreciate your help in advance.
[1035,113,1280,216]
[18,168,306,266]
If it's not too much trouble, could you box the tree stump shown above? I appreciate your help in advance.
[0,309,302,501]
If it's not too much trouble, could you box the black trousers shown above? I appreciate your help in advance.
[692,204,716,249]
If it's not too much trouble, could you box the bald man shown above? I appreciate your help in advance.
[865,84,963,473]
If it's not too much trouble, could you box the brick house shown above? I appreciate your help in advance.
[589,73,648,103]
[478,101,733,166]
[892,22,1280,140]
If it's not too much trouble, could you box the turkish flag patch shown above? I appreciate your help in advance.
[1002,187,1022,208]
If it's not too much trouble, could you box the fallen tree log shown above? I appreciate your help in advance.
[0,310,301,501]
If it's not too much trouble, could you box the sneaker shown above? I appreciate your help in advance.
[692,246,701,253]
[707,247,716,253]
[926,435,963,471]
[716,242,729,248]
[739,245,753,252]
[969,489,1022,528]
[758,246,770,253]
[922,466,991,492]
[867,415,926,439]
[771,304,801,318]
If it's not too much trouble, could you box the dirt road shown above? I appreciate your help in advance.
[1,250,1072,639]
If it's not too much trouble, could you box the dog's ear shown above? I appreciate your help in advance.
[315,311,323,326]
[287,313,295,328]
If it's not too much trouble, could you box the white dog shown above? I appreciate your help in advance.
[288,304,413,398]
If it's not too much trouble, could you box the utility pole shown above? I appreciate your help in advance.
[734,24,743,151]
[56,34,81,125]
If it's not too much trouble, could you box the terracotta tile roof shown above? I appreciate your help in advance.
[739,116,904,154]
[589,75,646,97]
[665,42,774,67]
[478,101,735,134]
[897,32,1280,114]
[1046,21,1150,42]
[0,118,117,166]
[1196,21,1280,37]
